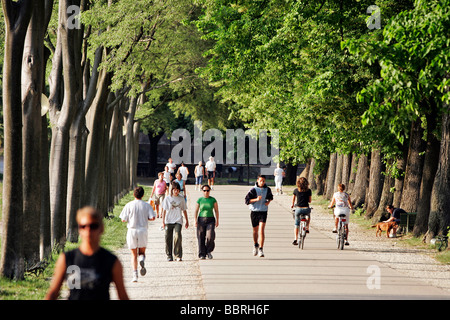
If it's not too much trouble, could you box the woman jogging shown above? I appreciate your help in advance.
[194,185,219,259]
[161,181,189,261]
[291,177,312,245]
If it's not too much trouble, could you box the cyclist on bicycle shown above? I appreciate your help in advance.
[291,177,312,246]
[328,184,353,245]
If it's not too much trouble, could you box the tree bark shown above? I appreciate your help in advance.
[325,153,337,199]
[341,154,351,188]
[347,153,358,194]
[21,0,47,267]
[307,158,317,190]
[413,103,440,237]
[333,153,343,192]
[372,159,395,223]
[428,88,450,240]
[0,0,34,279]
[364,148,384,219]
[400,119,426,213]
[351,153,369,209]
[49,0,83,249]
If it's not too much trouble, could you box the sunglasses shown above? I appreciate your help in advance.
[78,223,100,231]
[202,189,211,192]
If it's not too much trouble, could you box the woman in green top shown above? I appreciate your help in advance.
[194,184,219,259]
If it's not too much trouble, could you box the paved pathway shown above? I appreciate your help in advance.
[111,184,450,300]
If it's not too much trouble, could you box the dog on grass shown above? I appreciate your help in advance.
[371,221,398,237]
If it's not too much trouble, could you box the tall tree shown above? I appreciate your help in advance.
[1,0,33,279]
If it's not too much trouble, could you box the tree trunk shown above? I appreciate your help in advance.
[372,159,395,223]
[341,154,351,188]
[400,119,426,213]
[413,103,440,237]
[307,158,317,190]
[325,153,337,199]
[84,67,111,211]
[315,161,328,196]
[49,0,83,249]
[428,88,450,240]
[392,144,408,208]
[333,153,343,191]
[351,153,369,209]
[0,0,34,280]
[347,153,358,194]
[364,148,384,219]
[21,0,47,267]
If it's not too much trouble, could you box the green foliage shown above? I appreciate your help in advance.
[345,0,450,144]
[194,0,413,165]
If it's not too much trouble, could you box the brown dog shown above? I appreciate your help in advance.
[371,221,398,237]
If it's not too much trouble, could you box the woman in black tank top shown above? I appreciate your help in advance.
[46,207,129,300]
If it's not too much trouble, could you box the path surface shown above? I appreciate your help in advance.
[110,184,450,300]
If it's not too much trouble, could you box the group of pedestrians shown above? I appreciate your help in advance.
[45,164,406,300]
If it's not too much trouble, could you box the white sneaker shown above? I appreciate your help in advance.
[252,244,259,256]
[131,271,138,283]
[258,248,265,257]
[139,255,146,276]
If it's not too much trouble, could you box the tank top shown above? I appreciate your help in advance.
[334,191,350,208]
[64,248,117,300]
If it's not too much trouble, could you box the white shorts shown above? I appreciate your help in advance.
[126,228,148,249]
[334,207,350,225]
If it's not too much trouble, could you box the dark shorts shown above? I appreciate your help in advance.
[250,211,268,228]
[207,171,215,179]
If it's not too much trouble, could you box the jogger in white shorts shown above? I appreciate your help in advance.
[120,186,156,282]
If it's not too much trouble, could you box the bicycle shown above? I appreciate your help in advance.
[292,207,312,250]
[336,213,347,250]
[435,235,448,252]
[297,213,308,249]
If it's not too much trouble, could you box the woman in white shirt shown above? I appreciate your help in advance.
[328,184,354,246]
[194,161,205,190]
[273,163,285,195]
[161,181,189,261]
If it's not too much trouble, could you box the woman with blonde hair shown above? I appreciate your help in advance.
[291,177,312,245]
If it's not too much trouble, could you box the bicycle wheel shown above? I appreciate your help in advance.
[298,222,304,249]
[338,225,345,250]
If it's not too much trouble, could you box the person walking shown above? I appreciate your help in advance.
[150,172,167,218]
[328,184,353,245]
[166,157,177,180]
[120,186,156,282]
[45,207,129,300]
[194,161,205,191]
[291,177,312,245]
[273,163,285,195]
[194,185,219,259]
[177,162,189,182]
[205,156,216,190]
[161,181,189,261]
[244,175,273,257]
[163,166,172,195]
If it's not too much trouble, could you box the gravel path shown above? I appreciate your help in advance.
[299,198,450,294]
